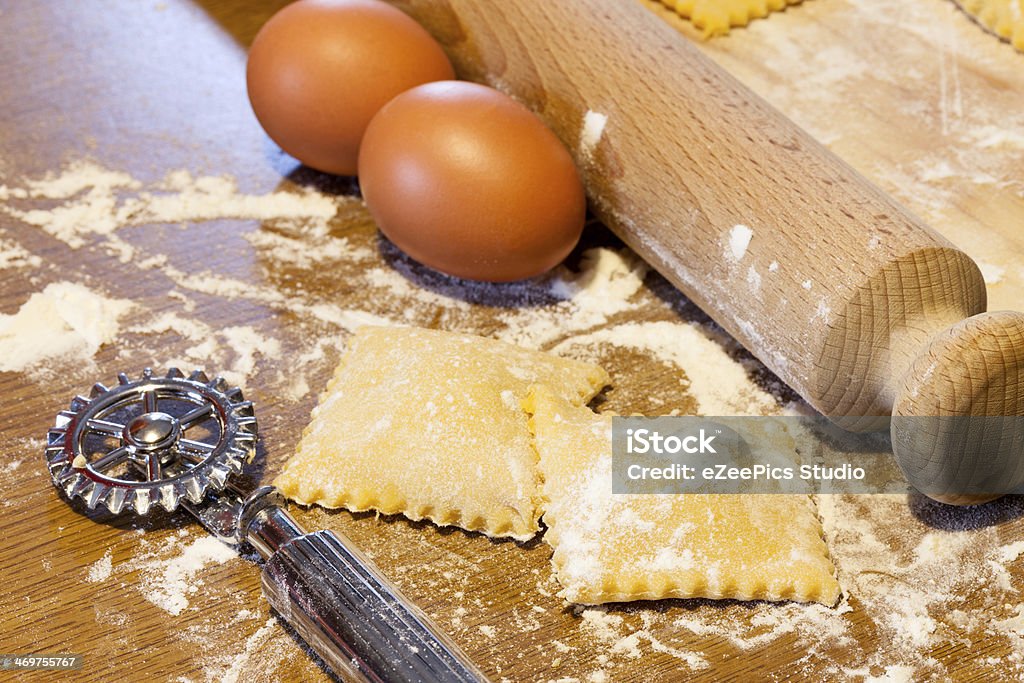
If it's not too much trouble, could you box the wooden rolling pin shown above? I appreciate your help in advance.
[393,0,1024,503]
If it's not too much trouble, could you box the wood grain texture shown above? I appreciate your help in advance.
[0,0,1023,681]
[397,0,1024,498]
[892,311,1024,503]
[394,0,975,417]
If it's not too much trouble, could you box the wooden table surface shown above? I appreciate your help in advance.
[2,1,1023,681]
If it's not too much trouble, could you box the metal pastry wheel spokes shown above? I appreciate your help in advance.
[45,368,257,515]
[43,367,487,682]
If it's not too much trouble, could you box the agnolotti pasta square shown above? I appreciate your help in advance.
[274,326,609,541]
[526,384,841,605]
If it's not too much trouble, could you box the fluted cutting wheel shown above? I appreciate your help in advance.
[45,368,258,514]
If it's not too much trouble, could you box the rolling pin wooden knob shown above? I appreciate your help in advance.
[395,0,1024,503]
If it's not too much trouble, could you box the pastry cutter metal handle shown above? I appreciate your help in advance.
[234,487,486,683]
[44,368,488,683]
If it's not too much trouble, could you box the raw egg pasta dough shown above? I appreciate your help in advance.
[657,0,804,36]
[955,0,1024,51]
[526,385,841,605]
[274,326,609,541]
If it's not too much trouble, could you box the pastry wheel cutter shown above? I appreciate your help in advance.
[44,368,488,683]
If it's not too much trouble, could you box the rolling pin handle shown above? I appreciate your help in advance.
[239,488,488,683]
[891,311,1024,505]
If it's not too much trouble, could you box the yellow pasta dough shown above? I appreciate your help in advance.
[274,326,609,541]
[956,0,1024,51]
[526,385,841,605]
[658,0,804,37]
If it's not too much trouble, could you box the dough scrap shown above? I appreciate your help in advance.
[657,0,804,37]
[526,385,841,605]
[274,326,609,541]
[955,0,1024,51]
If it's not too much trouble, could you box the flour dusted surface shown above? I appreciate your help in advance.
[527,385,840,606]
[0,160,339,260]
[5,150,1024,679]
[0,281,133,372]
[274,326,609,541]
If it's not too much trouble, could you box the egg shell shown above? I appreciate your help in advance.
[358,81,587,282]
[246,0,454,176]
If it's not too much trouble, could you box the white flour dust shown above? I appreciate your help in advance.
[6,152,1024,680]
[0,160,341,262]
[78,528,311,683]
[86,549,113,583]
[495,247,650,350]
[0,237,41,269]
[579,110,609,162]
[696,0,1024,309]
[99,530,241,617]
[554,319,777,416]
[0,281,133,372]
[726,224,753,262]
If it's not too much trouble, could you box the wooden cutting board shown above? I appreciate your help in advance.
[2,1,1023,681]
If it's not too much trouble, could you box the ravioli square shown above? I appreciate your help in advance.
[275,326,609,541]
[658,0,803,37]
[526,385,841,605]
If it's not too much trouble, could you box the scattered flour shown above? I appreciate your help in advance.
[244,229,372,268]
[86,549,113,583]
[0,281,133,372]
[216,325,282,387]
[302,304,399,332]
[967,125,1024,149]
[7,152,1024,680]
[219,617,279,683]
[160,264,289,305]
[978,260,1006,285]
[0,236,41,269]
[547,249,648,316]
[555,320,777,415]
[363,265,474,312]
[997,540,1024,563]
[129,311,212,343]
[1,457,23,474]
[746,264,761,291]
[142,169,337,225]
[578,609,708,671]
[129,534,239,616]
[864,665,917,682]
[815,493,1024,676]
[579,110,609,161]
[1,161,342,260]
[701,0,1024,310]
[726,224,753,261]
[497,248,648,348]
[128,313,281,388]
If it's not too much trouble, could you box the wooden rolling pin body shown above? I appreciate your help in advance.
[396,0,1024,502]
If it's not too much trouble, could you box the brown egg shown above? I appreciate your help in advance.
[358,81,586,282]
[246,0,454,176]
